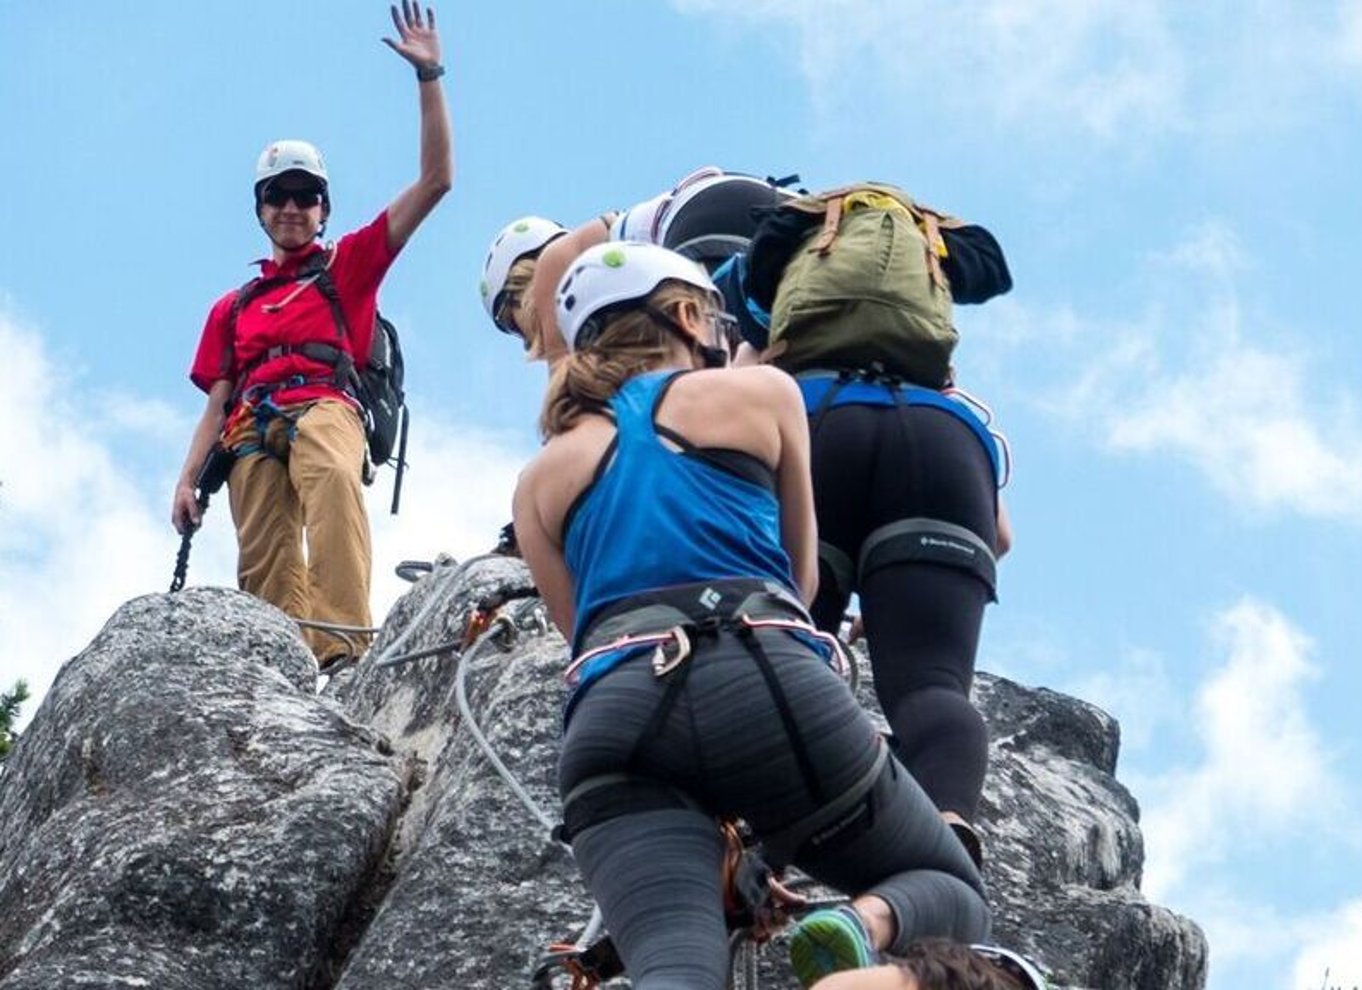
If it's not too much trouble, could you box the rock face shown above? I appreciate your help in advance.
[0,589,408,989]
[0,561,1207,990]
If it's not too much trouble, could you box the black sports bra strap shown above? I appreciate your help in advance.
[561,434,620,542]
[654,422,697,452]
[649,369,776,491]
[649,369,692,426]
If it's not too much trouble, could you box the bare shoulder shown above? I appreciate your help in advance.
[735,364,803,409]
[677,365,798,400]
[520,432,574,485]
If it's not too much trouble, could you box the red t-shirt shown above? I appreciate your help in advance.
[189,211,399,416]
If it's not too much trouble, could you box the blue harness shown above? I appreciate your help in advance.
[796,371,1008,486]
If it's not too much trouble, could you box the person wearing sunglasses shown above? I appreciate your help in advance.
[478,215,568,356]
[171,2,452,668]
[513,242,990,990]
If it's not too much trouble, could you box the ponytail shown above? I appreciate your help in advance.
[539,281,711,439]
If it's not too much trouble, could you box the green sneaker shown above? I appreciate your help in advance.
[788,906,873,988]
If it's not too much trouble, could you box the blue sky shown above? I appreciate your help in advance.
[3,2,1361,986]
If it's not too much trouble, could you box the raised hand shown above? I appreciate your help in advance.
[383,1,442,71]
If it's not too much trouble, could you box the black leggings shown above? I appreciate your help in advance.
[808,403,998,821]
[559,627,989,989]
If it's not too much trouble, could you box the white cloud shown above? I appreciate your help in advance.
[1138,598,1336,899]
[672,0,1185,141]
[1150,220,1248,280]
[366,423,531,619]
[0,311,199,731]
[1105,342,1362,522]
[1291,900,1362,989]
[673,1,1362,145]
[1067,646,1177,753]
[1341,2,1362,68]
[973,222,1362,527]
[0,306,534,733]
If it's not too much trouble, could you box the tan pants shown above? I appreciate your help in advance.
[225,399,372,661]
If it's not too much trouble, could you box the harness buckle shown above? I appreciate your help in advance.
[650,625,692,677]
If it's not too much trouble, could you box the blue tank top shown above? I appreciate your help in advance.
[564,371,795,654]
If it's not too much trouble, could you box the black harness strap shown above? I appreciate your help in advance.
[806,369,852,440]
[761,736,888,868]
[226,251,358,408]
[624,617,721,772]
[735,621,827,808]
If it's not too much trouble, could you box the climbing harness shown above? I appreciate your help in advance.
[541,583,886,989]
[227,245,412,511]
[169,443,237,593]
[797,367,1010,486]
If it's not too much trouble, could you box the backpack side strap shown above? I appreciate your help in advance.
[811,195,844,256]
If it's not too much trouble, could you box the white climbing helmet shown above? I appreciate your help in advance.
[608,191,672,245]
[255,139,329,189]
[609,167,725,246]
[480,216,568,331]
[658,171,796,267]
[555,242,720,351]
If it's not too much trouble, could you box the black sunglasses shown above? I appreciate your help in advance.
[494,291,522,335]
[261,186,324,209]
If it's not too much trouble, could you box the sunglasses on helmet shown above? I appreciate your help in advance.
[261,185,324,209]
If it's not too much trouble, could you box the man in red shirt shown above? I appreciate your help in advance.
[171,2,453,668]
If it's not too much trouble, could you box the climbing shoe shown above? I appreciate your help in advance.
[942,811,984,869]
[788,905,873,988]
[317,653,357,675]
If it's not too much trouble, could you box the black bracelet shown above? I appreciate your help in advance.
[416,63,445,82]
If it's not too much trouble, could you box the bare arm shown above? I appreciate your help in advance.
[171,379,232,534]
[525,216,612,369]
[765,370,818,603]
[383,2,454,252]
[996,496,1013,558]
[512,461,578,640]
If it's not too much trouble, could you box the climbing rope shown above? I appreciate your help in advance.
[293,617,384,658]
[453,597,562,840]
[367,553,502,668]
[375,584,544,669]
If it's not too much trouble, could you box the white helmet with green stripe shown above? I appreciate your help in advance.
[555,242,720,351]
[480,216,567,333]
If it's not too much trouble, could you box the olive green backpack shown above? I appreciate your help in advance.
[764,183,960,387]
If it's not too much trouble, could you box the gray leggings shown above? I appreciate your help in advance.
[559,626,990,990]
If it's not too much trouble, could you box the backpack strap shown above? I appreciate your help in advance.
[226,246,357,407]
[810,195,844,256]
[308,267,359,391]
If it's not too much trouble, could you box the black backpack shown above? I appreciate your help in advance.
[228,250,410,512]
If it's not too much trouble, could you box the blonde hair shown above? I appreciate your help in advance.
[498,256,542,355]
[539,282,710,439]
